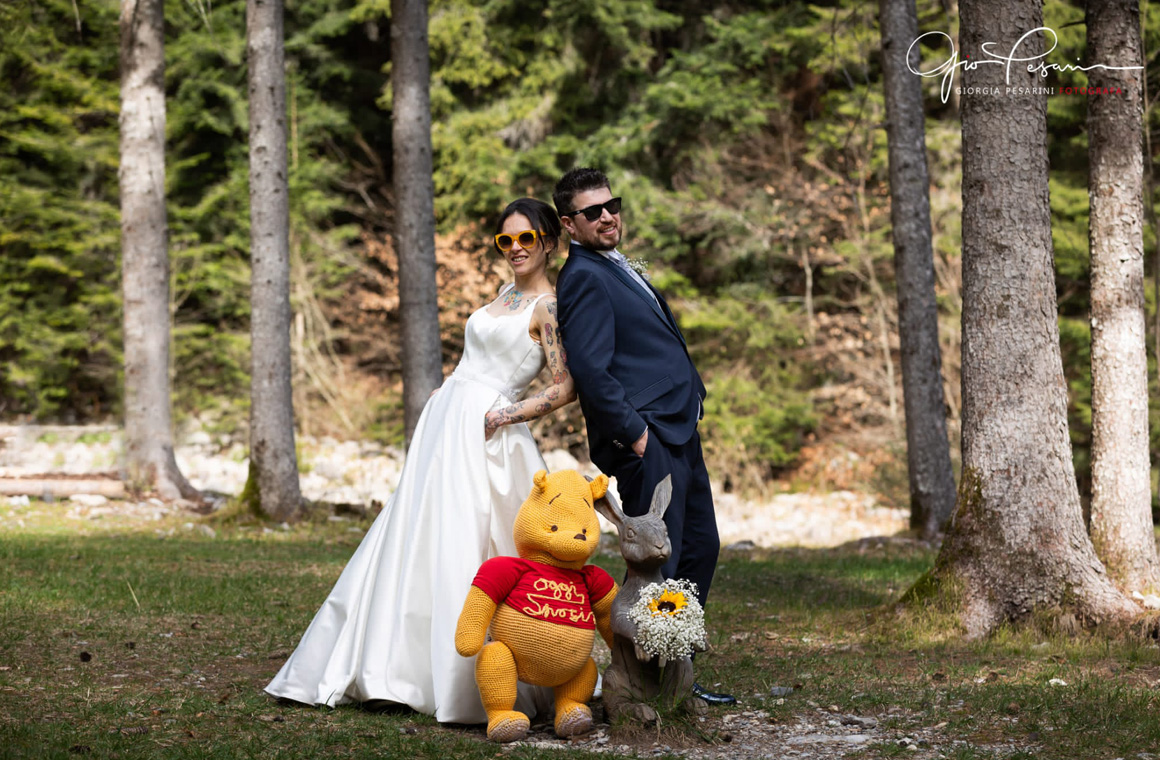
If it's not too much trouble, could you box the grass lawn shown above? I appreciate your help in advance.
[2,499,1160,759]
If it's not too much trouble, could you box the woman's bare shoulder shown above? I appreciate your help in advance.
[533,293,559,316]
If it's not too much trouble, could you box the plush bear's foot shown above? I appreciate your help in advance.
[486,712,530,743]
[554,704,593,737]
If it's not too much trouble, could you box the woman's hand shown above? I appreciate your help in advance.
[484,411,502,439]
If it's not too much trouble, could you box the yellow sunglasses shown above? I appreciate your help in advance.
[494,229,542,253]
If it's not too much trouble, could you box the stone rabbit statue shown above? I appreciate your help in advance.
[594,475,708,724]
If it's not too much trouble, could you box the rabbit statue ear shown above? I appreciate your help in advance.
[532,470,549,494]
[588,474,609,501]
[589,476,626,529]
[648,474,674,518]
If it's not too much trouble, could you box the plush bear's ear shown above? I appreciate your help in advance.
[588,474,609,501]
[532,470,549,494]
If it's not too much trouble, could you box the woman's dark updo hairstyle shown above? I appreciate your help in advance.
[494,198,561,255]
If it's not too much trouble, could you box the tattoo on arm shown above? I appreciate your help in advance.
[492,405,529,427]
[485,297,574,429]
[496,377,569,426]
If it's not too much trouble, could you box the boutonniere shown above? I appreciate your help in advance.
[626,257,651,281]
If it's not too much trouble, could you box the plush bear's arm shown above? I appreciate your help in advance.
[592,583,618,650]
[455,586,498,657]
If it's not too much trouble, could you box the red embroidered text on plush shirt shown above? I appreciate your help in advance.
[471,556,615,630]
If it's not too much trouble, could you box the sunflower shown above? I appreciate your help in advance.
[647,589,689,616]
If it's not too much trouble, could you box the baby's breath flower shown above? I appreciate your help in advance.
[628,579,705,663]
[626,257,650,281]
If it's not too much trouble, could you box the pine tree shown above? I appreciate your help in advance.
[879,0,956,538]
[246,0,303,520]
[925,1,1134,635]
[391,0,442,443]
[1086,0,1157,590]
[119,0,199,501]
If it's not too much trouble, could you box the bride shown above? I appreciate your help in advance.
[265,198,575,723]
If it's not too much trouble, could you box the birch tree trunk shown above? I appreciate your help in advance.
[119,0,199,502]
[246,0,302,520]
[391,0,443,444]
[879,0,957,539]
[925,0,1135,636]
[1086,0,1158,591]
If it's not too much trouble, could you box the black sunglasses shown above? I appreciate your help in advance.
[561,197,622,222]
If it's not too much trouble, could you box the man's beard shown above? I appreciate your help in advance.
[574,220,622,252]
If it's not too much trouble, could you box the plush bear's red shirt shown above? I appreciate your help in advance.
[470,557,616,630]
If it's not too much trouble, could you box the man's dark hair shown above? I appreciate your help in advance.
[553,168,611,216]
[495,197,562,254]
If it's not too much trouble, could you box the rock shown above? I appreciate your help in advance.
[69,494,108,507]
[541,449,581,473]
[787,733,874,746]
[186,431,212,446]
[310,460,345,481]
[770,686,794,697]
[840,714,878,728]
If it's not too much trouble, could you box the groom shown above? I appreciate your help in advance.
[553,168,733,705]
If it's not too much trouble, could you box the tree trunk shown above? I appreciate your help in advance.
[928,0,1135,636]
[119,0,198,502]
[391,0,443,444]
[1086,0,1158,591]
[940,0,961,115]
[247,0,302,521]
[879,0,957,539]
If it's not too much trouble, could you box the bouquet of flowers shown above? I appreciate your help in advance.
[627,578,706,665]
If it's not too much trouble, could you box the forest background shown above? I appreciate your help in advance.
[3,0,1158,504]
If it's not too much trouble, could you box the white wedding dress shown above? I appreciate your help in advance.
[265,292,553,723]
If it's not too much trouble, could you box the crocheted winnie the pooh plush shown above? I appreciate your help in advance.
[455,469,618,743]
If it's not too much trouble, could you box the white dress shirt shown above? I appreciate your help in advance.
[599,249,658,305]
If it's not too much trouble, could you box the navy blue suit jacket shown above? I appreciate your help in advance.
[556,243,706,473]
